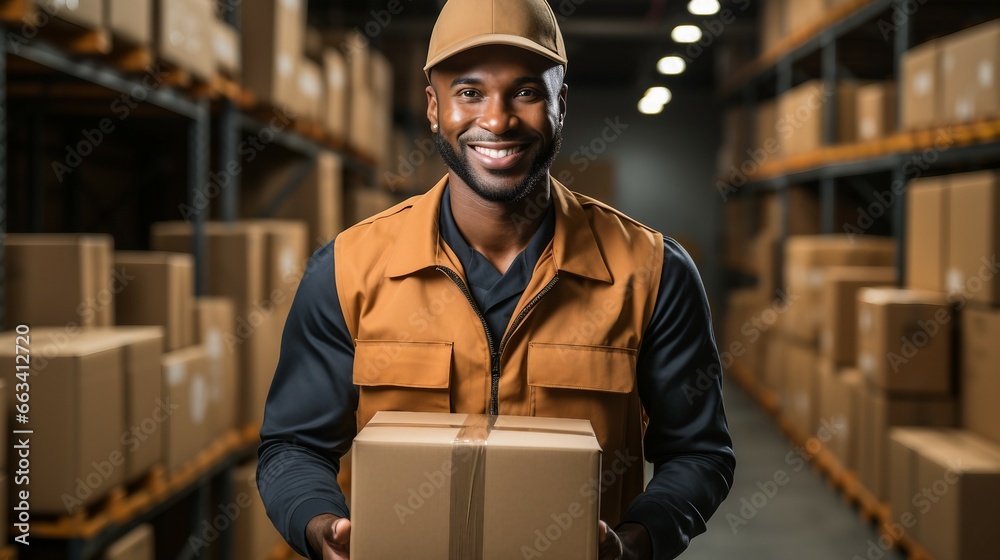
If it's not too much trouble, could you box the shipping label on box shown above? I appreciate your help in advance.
[352,412,601,560]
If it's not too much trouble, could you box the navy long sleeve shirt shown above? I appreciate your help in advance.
[258,190,735,559]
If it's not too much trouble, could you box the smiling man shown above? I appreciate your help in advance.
[257,1,734,559]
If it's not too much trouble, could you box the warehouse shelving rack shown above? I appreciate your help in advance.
[0,3,372,559]
[720,0,1000,288]
[719,2,1000,559]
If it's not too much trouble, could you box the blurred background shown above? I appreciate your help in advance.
[2,0,1000,558]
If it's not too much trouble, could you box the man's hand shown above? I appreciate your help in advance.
[599,521,652,560]
[307,514,351,560]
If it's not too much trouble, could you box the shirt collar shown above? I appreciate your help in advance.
[384,174,612,284]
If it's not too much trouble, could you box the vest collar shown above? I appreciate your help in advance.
[384,174,613,284]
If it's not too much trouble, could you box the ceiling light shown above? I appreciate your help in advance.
[638,96,664,115]
[657,56,686,75]
[644,87,672,105]
[671,24,703,43]
[688,0,721,16]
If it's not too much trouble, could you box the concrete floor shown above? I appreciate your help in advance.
[679,379,905,560]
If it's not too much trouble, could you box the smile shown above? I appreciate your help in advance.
[472,145,526,158]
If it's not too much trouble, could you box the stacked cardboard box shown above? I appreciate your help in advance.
[946,170,1000,305]
[889,429,1000,560]
[343,30,394,165]
[817,365,863,470]
[961,307,1000,445]
[28,0,103,31]
[241,0,306,112]
[194,298,238,440]
[212,18,241,79]
[820,267,897,367]
[905,176,949,292]
[941,20,1000,124]
[150,220,307,428]
[108,0,151,47]
[783,0,826,36]
[856,82,896,142]
[113,251,195,351]
[322,48,349,139]
[777,80,864,157]
[901,40,942,130]
[759,0,785,54]
[5,234,115,329]
[155,0,216,81]
[161,345,213,472]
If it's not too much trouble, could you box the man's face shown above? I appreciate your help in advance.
[427,45,567,204]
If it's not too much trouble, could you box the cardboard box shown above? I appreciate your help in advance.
[108,0,152,45]
[323,48,348,139]
[194,298,238,439]
[906,177,949,292]
[346,187,400,225]
[241,0,305,110]
[856,288,952,394]
[351,412,601,560]
[778,81,863,157]
[941,20,1000,123]
[760,186,821,237]
[212,18,241,78]
[5,234,114,329]
[103,524,154,560]
[784,235,895,343]
[0,474,5,546]
[96,327,164,484]
[240,152,344,251]
[947,170,1000,305]
[37,0,103,29]
[840,369,864,470]
[856,82,896,142]
[343,29,372,95]
[783,341,820,436]
[783,0,825,35]
[818,362,857,467]
[241,220,308,327]
[296,57,324,122]
[162,346,211,473]
[916,430,1000,560]
[858,385,955,499]
[0,381,5,469]
[820,266,897,366]
[886,427,956,543]
[901,40,941,130]
[155,0,215,82]
[0,330,125,514]
[961,306,1000,444]
[755,98,779,155]
[113,251,195,351]
[759,0,785,53]
[233,461,284,560]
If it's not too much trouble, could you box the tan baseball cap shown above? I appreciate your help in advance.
[424,0,567,81]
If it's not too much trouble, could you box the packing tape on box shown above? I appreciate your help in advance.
[370,415,594,559]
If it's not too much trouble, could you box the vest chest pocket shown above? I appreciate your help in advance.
[353,340,453,429]
[527,343,637,455]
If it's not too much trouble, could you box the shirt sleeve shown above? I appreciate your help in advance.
[257,239,358,560]
[618,237,736,559]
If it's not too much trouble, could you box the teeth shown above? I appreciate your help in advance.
[474,145,524,158]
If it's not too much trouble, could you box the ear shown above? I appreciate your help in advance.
[426,85,439,131]
[558,83,568,125]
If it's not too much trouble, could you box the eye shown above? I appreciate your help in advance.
[516,89,539,98]
[458,89,482,99]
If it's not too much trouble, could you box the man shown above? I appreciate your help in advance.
[258,0,735,558]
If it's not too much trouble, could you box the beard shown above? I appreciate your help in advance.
[433,126,563,204]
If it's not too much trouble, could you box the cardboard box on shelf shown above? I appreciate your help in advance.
[961,306,1000,444]
[840,369,864,470]
[5,234,114,329]
[0,381,5,469]
[323,48,348,139]
[946,170,1000,305]
[212,18,241,79]
[103,524,154,560]
[241,0,305,111]
[296,57,324,122]
[941,19,1000,123]
[240,152,344,251]
[886,427,955,544]
[857,384,955,499]
[239,220,308,325]
[783,0,825,36]
[155,0,215,82]
[233,461,284,560]
[817,362,858,467]
[0,330,125,514]
[783,235,895,344]
[113,251,195,351]
[194,298,238,440]
[916,431,1000,560]
[856,288,952,395]
[722,289,770,375]
[906,177,949,293]
[161,345,211,473]
[760,186,822,237]
[783,341,820,436]
[0,474,5,545]
[856,82,896,142]
[901,40,942,130]
[35,0,103,29]
[108,0,152,46]
[755,98,779,155]
[759,0,785,53]
[351,412,601,560]
[777,81,864,157]
[346,187,400,226]
[820,266,897,366]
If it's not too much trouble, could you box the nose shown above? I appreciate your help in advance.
[477,96,518,136]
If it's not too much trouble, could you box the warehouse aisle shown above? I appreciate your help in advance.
[681,379,904,560]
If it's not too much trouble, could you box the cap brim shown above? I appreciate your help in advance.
[424,34,567,82]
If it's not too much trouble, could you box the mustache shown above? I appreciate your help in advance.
[459,132,534,144]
